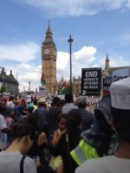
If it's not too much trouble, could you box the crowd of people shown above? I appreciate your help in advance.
[0,77,130,173]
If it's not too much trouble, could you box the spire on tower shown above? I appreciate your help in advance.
[105,53,110,70]
[47,20,51,33]
[106,53,109,61]
[43,21,55,45]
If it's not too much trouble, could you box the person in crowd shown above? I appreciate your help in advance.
[46,97,61,137]
[76,78,130,173]
[60,99,66,108]
[0,100,11,150]
[52,109,82,173]
[1,96,8,105]
[75,96,95,131]
[0,117,40,173]
[6,96,15,109]
[5,107,16,127]
[5,107,16,146]
[49,114,67,173]
[62,93,78,114]
[34,97,48,136]
[27,113,50,173]
[85,102,91,112]
[27,103,35,114]
[14,99,28,122]
[13,100,21,121]
[71,94,118,167]
[33,97,38,110]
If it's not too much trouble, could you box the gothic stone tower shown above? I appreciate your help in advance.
[41,23,57,94]
[105,53,110,70]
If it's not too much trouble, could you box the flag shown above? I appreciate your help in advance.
[0,82,2,90]
[41,73,46,86]
[59,81,67,95]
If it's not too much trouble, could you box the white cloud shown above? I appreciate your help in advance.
[57,52,69,70]
[110,56,130,67]
[17,0,130,16]
[2,44,130,92]
[72,46,97,77]
[4,63,41,92]
[57,46,97,80]
[73,46,96,62]
[56,52,70,80]
[0,42,39,63]
[95,54,130,69]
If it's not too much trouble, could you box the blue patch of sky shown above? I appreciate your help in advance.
[1,0,130,61]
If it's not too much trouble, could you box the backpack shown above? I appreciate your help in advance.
[20,155,26,173]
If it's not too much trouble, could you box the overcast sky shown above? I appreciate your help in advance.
[0,0,130,91]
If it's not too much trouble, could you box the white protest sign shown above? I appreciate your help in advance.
[112,67,130,82]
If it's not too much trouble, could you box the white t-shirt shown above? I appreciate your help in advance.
[0,114,7,150]
[62,103,78,114]
[6,101,14,109]
[76,156,130,173]
[0,151,37,173]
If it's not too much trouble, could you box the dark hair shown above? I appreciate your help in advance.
[57,113,67,123]
[0,100,6,114]
[28,112,49,136]
[5,107,14,117]
[11,122,38,141]
[11,115,39,140]
[33,99,37,105]
[65,93,73,103]
[9,96,14,101]
[52,97,60,106]
[60,100,66,107]
[112,107,130,142]
[38,102,45,106]
[95,109,111,130]
[27,113,41,130]
[95,94,111,127]
[77,102,86,109]
[67,109,82,130]
[28,107,34,114]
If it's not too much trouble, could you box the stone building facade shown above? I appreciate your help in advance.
[0,68,19,96]
[41,23,57,94]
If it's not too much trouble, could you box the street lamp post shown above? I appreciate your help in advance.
[68,35,74,93]
[28,81,31,91]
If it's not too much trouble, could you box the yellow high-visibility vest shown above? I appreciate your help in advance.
[70,139,99,166]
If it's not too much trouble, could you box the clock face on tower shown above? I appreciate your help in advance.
[44,48,50,54]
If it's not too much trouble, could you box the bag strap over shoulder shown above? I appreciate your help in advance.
[20,155,26,173]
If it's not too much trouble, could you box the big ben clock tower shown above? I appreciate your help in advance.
[41,23,57,94]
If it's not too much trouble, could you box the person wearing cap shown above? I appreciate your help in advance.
[75,77,130,173]
[75,96,95,131]
[71,94,118,168]
[35,97,48,136]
